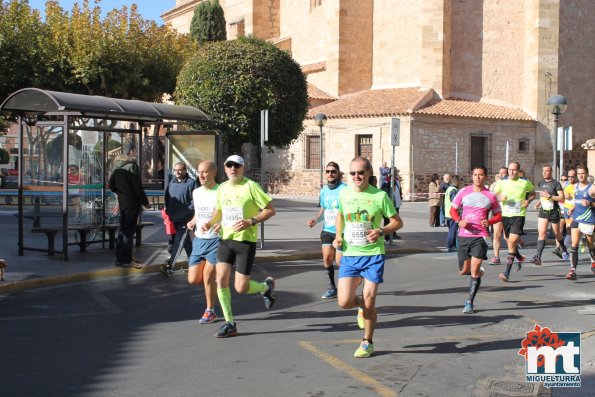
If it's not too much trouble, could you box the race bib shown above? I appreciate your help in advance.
[505,199,521,213]
[222,206,243,227]
[578,222,595,236]
[540,197,554,211]
[345,221,371,246]
[324,209,337,226]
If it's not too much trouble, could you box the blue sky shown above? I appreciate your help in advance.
[27,1,169,23]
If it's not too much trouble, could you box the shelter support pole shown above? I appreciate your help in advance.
[62,116,69,260]
[18,117,24,256]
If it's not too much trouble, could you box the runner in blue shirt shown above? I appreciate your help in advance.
[567,165,595,280]
[307,161,347,299]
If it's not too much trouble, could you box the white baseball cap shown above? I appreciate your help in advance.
[224,155,244,166]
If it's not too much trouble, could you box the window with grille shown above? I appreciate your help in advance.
[305,135,321,170]
[518,138,529,153]
[470,132,492,173]
[356,134,373,164]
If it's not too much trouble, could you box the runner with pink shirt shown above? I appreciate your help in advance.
[449,166,502,314]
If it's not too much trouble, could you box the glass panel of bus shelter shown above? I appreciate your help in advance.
[21,124,64,238]
[141,133,165,189]
[166,133,217,180]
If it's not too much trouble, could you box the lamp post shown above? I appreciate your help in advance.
[546,95,567,180]
[314,113,327,190]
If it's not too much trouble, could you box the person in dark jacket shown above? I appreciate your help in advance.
[161,161,198,274]
[109,145,150,268]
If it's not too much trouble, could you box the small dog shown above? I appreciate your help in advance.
[0,259,6,281]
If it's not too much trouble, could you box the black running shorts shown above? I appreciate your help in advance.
[538,208,561,223]
[457,237,488,265]
[216,239,257,276]
[320,230,336,246]
[502,216,525,238]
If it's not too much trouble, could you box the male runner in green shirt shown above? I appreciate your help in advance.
[333,156,403,358]
[494,161,535,282]
[201,155,276,338]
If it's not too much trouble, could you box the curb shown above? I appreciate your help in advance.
[0,247,433,294]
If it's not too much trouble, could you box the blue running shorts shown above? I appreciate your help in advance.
[188,237,220,267]
[339,254,385,284]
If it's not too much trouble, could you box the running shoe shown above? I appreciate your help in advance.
[262,277,276,309]
[490,257,501,265]
[357,307,364,329]
[518,239,526,248]
[463,300,473,314]
[321,287,337,299]
[498,272,509,283]
[591,261,595,274]
[562,252,570,261]
[198,309,217,324]
[531,255,542,266]
[159,265,173,277]
[565,269,577,281]
[479,267,485,277]
[514,255,525,272]
[552,248,563,259]
[354,340,375,358]
[216,322,237,338]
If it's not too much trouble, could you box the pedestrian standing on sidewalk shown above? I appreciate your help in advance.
[307,161,347,299]
[161,161,198,275]
[109,144,150,269]
[201,155,277,338]
[439,173,451,226]
[428,174,441,227]
[333,156,402,358]
[185,160,220,324]
[444,175,460,252]
[449,166,501,314]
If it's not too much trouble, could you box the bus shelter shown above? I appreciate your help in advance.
[0,88,217,260]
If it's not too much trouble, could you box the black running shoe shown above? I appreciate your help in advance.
[216,322,237,338]
[159,265,172,277]
[552,248,563,259]
[262,277,276,309]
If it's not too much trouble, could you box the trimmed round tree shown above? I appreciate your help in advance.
[175,36,308,151]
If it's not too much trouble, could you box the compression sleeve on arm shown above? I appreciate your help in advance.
[487,212,502,225]
[450,206,461,223]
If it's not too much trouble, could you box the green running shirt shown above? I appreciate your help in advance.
[216,178,272,242]
[338,185,397,256]
[494,178,534,217]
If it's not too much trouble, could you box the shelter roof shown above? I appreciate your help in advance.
[0,88,212,123]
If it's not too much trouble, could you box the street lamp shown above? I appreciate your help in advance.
[546,94,567,180]
[314,113,327,190]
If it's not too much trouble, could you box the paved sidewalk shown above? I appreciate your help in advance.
[0,197,541,293]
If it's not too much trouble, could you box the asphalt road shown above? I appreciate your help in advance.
[2,248,594,397]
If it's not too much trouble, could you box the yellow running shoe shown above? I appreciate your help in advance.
[354,340,375,358]
[357,307,364,329]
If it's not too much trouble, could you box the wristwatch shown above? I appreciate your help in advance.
[250,217,258,226]
[378,228,385,237]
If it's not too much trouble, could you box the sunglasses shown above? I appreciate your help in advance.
[349,171,366,176]
[225,162,242,169]
[325,169,337,174]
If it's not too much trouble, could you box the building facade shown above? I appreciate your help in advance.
[162,0,594,197]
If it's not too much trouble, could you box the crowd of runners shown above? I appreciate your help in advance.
[159,154,595,358]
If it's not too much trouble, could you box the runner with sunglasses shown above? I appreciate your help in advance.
[307,161,347,299]
[333,156,402,358]
[201,155,276,338]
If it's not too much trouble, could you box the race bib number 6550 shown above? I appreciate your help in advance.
[345,221,371,246]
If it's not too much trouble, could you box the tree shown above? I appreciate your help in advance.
[175,36,308,151]
[190,0,226,44]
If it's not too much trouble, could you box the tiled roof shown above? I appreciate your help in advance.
[307,83,335,100]
[415,98,534,121]
[301,61,326,75]
[307,88,425,119]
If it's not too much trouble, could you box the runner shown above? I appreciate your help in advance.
[186,160,220,324]
[449,166,501,314]
[494,162,535,282]
[201,155,276,338]
[563,168,577,254]
[489,166,508,264]
[530,165,568,265]
[307,161,347,299]
[333,156,403,358]
[566,165,595,280]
